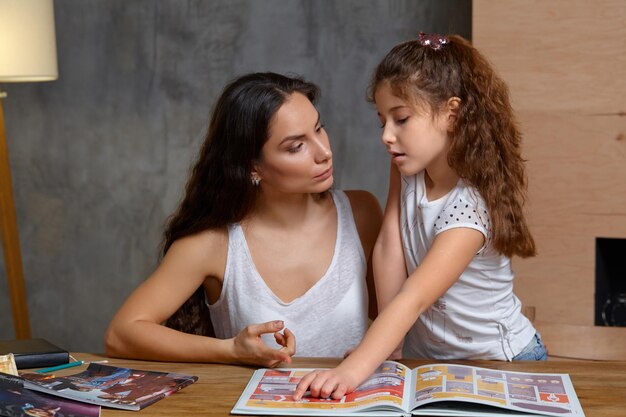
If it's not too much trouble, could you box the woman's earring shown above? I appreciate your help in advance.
[251,176,260,187]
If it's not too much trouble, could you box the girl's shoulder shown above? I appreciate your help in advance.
[435,181,492,245]
[449,180,488,214]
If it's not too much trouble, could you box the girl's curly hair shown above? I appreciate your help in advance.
[368,34,535,258]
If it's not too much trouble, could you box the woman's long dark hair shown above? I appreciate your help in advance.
[164,72,320,336]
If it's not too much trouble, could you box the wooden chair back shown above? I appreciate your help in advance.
[534,320,626,361]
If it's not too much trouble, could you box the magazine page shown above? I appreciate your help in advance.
[0,372,100,417]
[232,361,413,416]
[19,363,198,411]
[407,364,585,417]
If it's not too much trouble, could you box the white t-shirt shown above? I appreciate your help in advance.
[401,171,535,360]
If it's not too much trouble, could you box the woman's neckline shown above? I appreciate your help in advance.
[237,190,341,306]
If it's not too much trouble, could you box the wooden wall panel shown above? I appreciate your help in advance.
[473,1,625,113]
[473,1,626,324]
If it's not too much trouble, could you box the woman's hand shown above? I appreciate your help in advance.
[293,365,360,401]
[232,320,296,367]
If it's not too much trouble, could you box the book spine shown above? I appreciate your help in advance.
[14,352,69,369]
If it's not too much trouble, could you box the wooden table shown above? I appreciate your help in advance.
[59,354,626,416]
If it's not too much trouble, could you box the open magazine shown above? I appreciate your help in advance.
[16,363,198,411]
[0,372,100,417]
[232,361,585,417]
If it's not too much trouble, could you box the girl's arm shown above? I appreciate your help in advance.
[372,163,407,357]
[294,226,484,400]
[104,231,295,367]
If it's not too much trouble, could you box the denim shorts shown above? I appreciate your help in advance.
[512,333,548,361]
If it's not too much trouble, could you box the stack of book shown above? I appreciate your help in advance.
[0,338,69,369]
[0,339,198,417]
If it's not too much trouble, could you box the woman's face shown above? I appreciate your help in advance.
[254,92,333,194]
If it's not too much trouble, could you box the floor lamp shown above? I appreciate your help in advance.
[0,0,58,339]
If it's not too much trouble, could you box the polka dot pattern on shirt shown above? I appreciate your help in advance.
[433,197,491,247]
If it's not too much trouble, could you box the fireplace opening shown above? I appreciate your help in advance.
[596,237,626,326]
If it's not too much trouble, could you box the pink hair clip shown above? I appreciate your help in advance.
[418,32,449,50]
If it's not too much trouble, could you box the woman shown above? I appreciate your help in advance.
[105,72,382,367]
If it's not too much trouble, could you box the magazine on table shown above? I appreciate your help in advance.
[0,372,100,417]
[17,363,198,411]
[232,360,585,417]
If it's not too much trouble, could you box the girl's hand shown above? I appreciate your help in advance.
[293,366,359,401]
[232,320,295,367]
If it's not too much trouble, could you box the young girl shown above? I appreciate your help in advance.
[294,33,545,400]
[105,72,382,367]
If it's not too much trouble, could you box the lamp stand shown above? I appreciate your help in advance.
[0,94,31,339]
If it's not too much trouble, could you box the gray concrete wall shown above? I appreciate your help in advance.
[0,0,470,352]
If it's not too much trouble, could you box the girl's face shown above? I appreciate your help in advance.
[254,92,333,194]
[374,82,452,177]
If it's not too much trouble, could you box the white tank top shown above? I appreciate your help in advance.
[207,190,369,357]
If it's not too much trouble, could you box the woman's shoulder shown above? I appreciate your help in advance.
[165,227,229,272]
[342,190,383,250]
[342,189,379,205]
[169,227,229,250]
[342,190,382,222]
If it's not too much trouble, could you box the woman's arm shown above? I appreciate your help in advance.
[372,164,407,356]
[345,189,383,320]
[104,230,295,367]
[294,226,485,400]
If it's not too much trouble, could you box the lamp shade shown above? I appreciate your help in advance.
[0,0,58,82]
